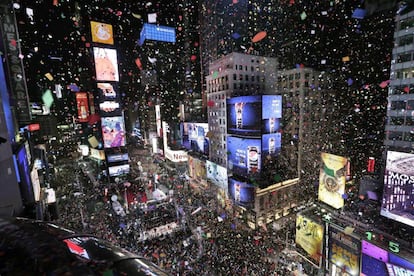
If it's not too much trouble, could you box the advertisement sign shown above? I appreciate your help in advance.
[89,148,105,160]
[16,145,34,204]
[295,214,324,267]
[93,47,119,82]
[107,153,129,163]
[90,21,114,45]
[181,122,210,156]
[206,160,228,191]
[76,92,89,122]
[97,82,118,100]
[228,177,255,208]
[188,156,206,181]
[155,105,161,137]
[101,116,126,148]
[164,148,188,163]
[381,151,414,228]
[99,101,121,115]
[108,164,130,176]
[262,133,281,156]
[328,226,360,275]
[227,136,261,177]
[139,23,176,46]
[227,95,262,136]
[262,95,282,133]
[318,153,348,209]
[361,240,414,276]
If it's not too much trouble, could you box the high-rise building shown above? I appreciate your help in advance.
[206,52,278,167]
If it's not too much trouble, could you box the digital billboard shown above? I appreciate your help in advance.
[76,92,89,122]
[107,153,129,163]
[262,133,281,156]
[16,145,34,204]
[99,101,121,116]
[262,95,282,133]
[97,82,118,100]
[318,153,348,209]
[206,160,228,191]
[228,177,255,208]
[108,164,130,177]
[381,151,414,228]
[328,226,360,276]
[101,116,126,148]
[227,136,261,177]
[188,156,207,181]
[93,47,119,82]
[138,23,176,46]
[361,240,414,276]
[90,21,114,45]
[181,122,210,156]
[295,214,324,267]
[227,95,262,136]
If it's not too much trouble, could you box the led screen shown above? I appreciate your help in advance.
[262,133,281,157]
[97,82,118,100]
[139,23,176,46]
[16,146,34,204]
[295,214,324,267]
[227,136,261,177]
[206,160,228,191]
[93,47,119,82]
[318,152,348,209]
[76,92,89,122]
[188,156,206,181]
[107,153,129,163]
[228,177,255,208]
[381,151,414,228]
[262,95,282,134]
[361,240,414,276]
[328,226,360,276]
[181,122,209,156]
[101,116,126,148]
[90,21,114,45]
[227,95,262,136]
[108,164,130,176]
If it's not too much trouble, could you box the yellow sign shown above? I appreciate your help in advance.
[318,152,348,209]
[295,214,324,265]
[91,21,114,45]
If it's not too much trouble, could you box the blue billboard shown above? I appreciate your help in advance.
[181,122,209,156]
[262,133,281,156]
[227,95,262,136]
[262,95,282,134]
[227,136,261,177]
[228,178,255,208]
[139,23,176,46]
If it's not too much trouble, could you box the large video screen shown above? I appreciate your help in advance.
[227,136,261,177]
[76,92,89,122]
[228,177,255,208]
[188,156,206,181]
[93,47,119,82]
[262,133,281,157]
[262,95,282,133]
[361,240,414,276]
[318,152,348,209]
[108,164,130,177]
[139,23,176,46]
[227,95,262,136]
[101,116,126,148]
[381,151,414,228]
[295,214,324,267]
[328,226,360,276]
[206,160,228,191]
[181,122,209,156]
[16,146,34,204]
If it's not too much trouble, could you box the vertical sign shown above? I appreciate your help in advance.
[0,3,31,123]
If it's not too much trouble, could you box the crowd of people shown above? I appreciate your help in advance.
[52,146,307,275]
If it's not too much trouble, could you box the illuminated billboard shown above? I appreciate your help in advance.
[318,153,348,209]
[228,177,255,208]
[227,95,262,136]
[188,156,206,181]
[206,160,228,191]
[107,153,129,163]
[381,151,414,228]
[262,95,282,133]
[93,47,119,82]
[101,116,126,148]
[138,23,176,46]
[90,21,114,45]
[328,226,360,276]
[227,136,261,177]
[262,133,281,156]
[295,214,324,267]
[76,92,89,122]
[108,164,130,177]
[97,82,118,100]
[361,240,414,276]
[181,122,210,156]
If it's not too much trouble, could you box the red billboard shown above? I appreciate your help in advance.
[76,92,89,122]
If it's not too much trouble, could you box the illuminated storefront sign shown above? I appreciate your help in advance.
[328,226,360,275]
[295,214,324,267]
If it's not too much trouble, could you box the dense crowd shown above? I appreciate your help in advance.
[52,147,305,276]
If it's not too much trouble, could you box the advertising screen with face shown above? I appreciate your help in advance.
[227,136,261,177]
[101,116,126,148]
[227,95,262,136]
[262,95,282,133]
[93,47,119,82]
[262,133,281,157]
[228,177,255,208]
